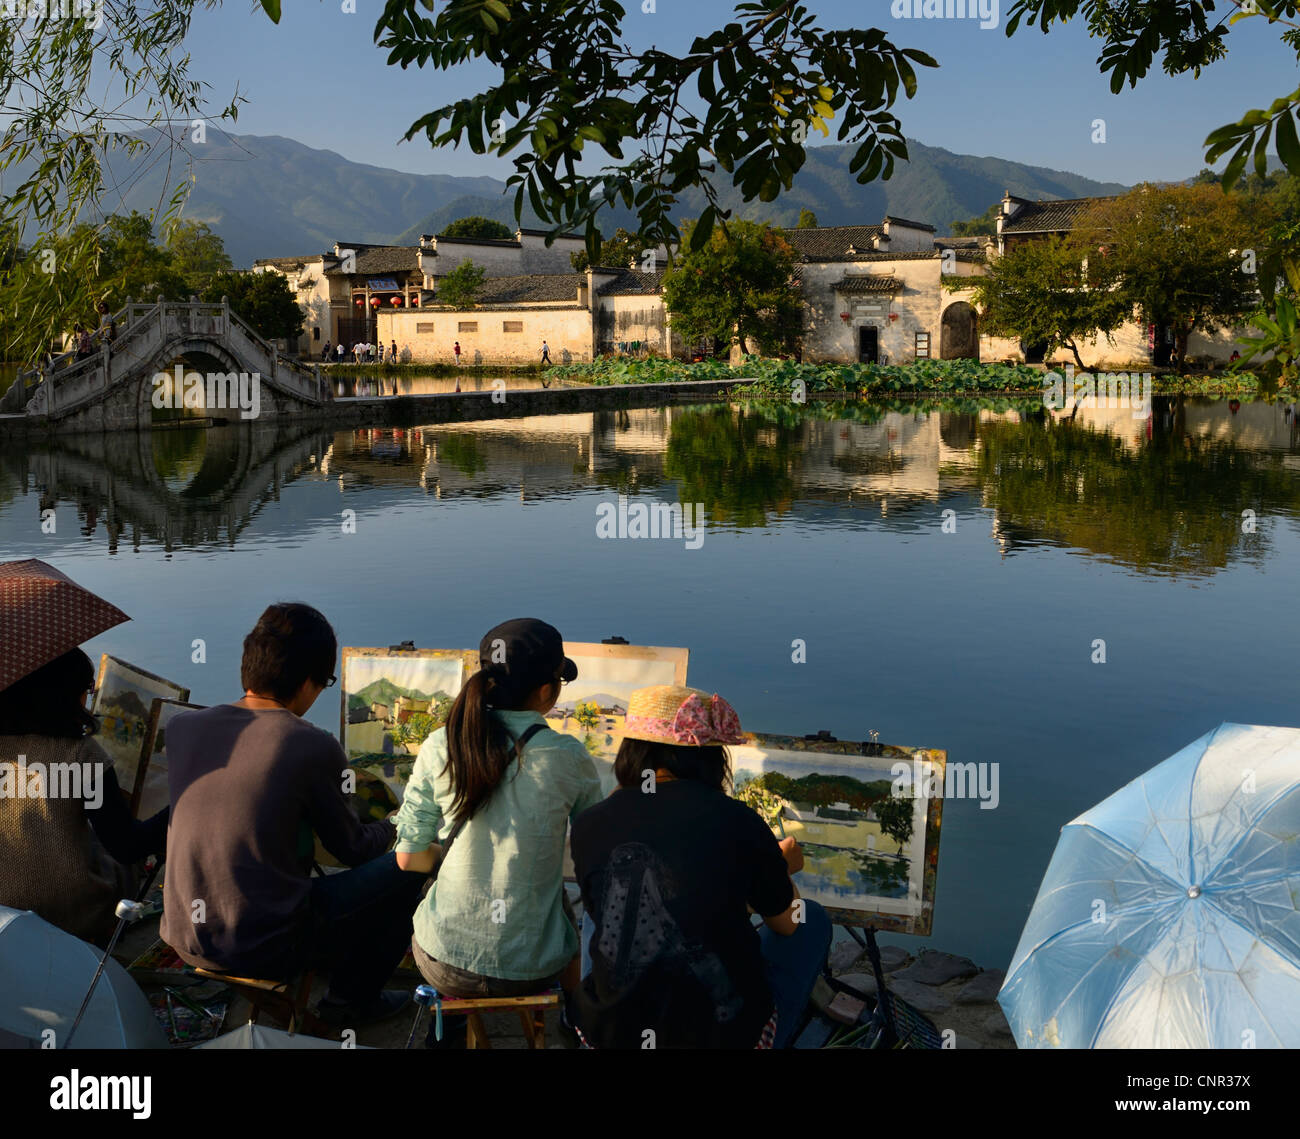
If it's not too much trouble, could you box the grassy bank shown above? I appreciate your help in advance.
[547,356,1282,397]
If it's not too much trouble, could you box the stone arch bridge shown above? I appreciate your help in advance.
[7,299,327,433]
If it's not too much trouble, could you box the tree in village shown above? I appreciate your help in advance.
[1070,183,1263,363]
[0,2,243,364]
[961,235,1130,370]
[99,213,194,307]
[441,216,514,240]
[164,220,235,289]
[201,270,304,342]
[796,208,819,229]
[569,228,651,272]
[662,218,803,358]
[436,260,487,308]
[948,204,1001,237]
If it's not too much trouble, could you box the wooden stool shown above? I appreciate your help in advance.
[192,966,328,1036]
[438,991,561,1049]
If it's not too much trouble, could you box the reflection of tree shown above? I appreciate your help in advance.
[664,405,802,527]
[974,412,1299,573]
[151,427,207,489]
[438,434,487,476]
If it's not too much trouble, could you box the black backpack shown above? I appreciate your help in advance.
[576,841,742,1049]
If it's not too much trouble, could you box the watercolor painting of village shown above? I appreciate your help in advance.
[548,642,689,794]
[338,648,477,818]
[730,736,945,933]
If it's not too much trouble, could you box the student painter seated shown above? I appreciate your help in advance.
[0,649,167,946]
[162,603,424,1025]
[570,685,832,1049]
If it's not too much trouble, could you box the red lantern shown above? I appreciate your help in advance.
[370,297,381,308]
[390,296,402,306]
[411,295,420,306]
[354,298,363,306]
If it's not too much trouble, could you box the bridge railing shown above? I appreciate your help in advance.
[19,297,325,417]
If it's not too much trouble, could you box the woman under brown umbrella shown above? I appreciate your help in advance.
[0,559,168,945]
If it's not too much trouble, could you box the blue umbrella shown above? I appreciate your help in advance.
[0,906,167,1048]
[999,722,1300,1048]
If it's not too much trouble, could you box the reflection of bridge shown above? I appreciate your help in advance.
[7,299,326,432]
[19,422,330,549]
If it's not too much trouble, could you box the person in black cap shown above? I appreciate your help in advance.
[393,618,601,1045]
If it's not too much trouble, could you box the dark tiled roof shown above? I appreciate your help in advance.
[884,215,935,232]
[434,234,522,248]
[327,245,423,274]
[1000,196,1116,234]
[466,273,586,304]
[517,227,582,240]
[780,225,884,261]
[835,275,901,294]
[934,235,992,248]
[596,269,663,296]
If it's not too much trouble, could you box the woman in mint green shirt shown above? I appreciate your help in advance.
[394,618,601,1004]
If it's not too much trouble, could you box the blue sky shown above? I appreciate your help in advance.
[180,1,1296,184]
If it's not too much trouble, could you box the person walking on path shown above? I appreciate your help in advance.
[453,340,461,366]
[336,343,345,363]
[322,340,331,363]
[540,340,551,365]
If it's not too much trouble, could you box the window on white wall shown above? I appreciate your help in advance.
[417,322,437,334]
[915,331,931,358]
[503,321,523,333]
[458,321,478,333]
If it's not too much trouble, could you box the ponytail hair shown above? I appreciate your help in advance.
[443,663,548,824]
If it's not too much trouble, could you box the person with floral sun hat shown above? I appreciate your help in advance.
[569,685,832,1048]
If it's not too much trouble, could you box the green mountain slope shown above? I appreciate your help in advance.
[74,132,1130,264]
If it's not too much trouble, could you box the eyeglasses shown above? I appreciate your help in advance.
[325,675,338,688]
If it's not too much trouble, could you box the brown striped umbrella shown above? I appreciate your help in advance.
[0,559,129,692]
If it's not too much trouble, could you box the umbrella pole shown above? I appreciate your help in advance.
[64,898,146,1048]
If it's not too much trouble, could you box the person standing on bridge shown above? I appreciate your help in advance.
[390,340,398,365]
[336,343,345,364]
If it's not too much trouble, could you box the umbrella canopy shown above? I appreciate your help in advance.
[0,906,167,1048]
[999,722,1300,1048]
[197,1023,363,1049]
[0,559,129,692]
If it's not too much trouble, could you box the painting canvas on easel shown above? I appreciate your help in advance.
[132,698,204,819]
[548,641,689,795]
[91,655,190,803]
[729,735,945,934]
[339,647,478,815]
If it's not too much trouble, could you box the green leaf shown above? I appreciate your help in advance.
[1275,109,1300,173]
[689,207,716,252]
[484,0,511,19]
[259,0,281,23]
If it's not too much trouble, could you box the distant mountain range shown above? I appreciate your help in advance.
[47,131,1130,266]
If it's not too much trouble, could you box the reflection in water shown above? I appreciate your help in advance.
[2,396,1299,575]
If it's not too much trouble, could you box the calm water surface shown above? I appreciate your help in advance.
[3,395,1299,969]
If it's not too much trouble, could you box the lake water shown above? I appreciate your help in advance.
[2,394,1299,969]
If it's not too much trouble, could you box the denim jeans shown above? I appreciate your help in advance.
[578,898,832,1048]
[303,852,428,1004]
